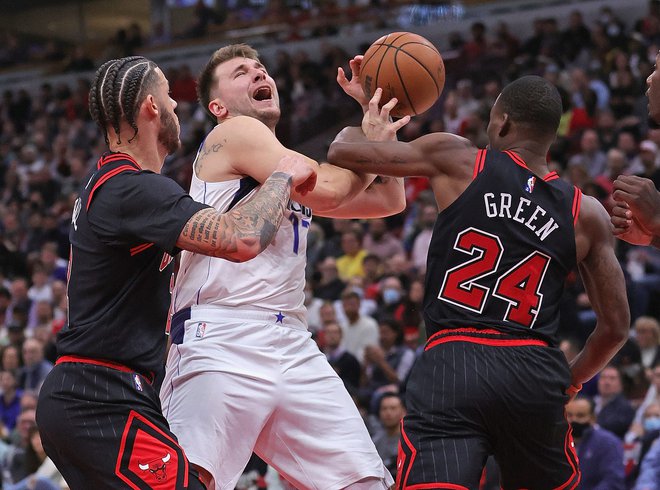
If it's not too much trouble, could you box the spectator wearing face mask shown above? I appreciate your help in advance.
[566,396,625,489]
[626,403,660,484]
[375,276,405,322]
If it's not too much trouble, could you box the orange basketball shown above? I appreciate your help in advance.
[359,32,445,118]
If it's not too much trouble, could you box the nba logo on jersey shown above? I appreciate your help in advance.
[525,176,536,193]
[195,322,206,338]
[133,374,143,392]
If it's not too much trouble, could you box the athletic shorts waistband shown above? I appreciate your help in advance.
[425,327,549,351]
[170,306,308,345]
[55,355,154,384]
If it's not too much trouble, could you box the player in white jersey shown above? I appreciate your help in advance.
[160,44,409,490]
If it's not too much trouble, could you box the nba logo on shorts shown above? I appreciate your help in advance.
[133,374,143,392]
[195,322,206,338]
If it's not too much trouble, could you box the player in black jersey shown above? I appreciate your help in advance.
[328,76,629,489]
[611,50,660,249]
[35,56,316,490]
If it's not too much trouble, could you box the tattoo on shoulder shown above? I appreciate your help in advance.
[195,142,224,173]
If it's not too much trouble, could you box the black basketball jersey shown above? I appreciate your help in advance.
[424,150,581,345]
[58,152,209,375]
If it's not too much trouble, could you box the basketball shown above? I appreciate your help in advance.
[359,32,445,118]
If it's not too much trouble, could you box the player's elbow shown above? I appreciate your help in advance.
[327,143,350,169]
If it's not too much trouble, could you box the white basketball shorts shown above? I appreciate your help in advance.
[160,306,393,490]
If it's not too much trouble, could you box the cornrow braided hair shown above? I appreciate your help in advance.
[88,56,160,146]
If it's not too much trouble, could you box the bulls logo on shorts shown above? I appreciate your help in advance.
[116,410,189,489]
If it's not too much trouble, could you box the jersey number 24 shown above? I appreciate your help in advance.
[438,227,551,328]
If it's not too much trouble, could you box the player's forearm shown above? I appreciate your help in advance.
[176,172,291,261]
[569,324,628,386]
[319,176,405,218]
[309,163,375,212]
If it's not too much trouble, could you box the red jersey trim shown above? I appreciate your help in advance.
[425,335,548,350]
[553,418,581,490]
[130,242,155,256]
[504,150,529,170]
[56,355,154,384]
[399,422,418,489]
[543,171,559,182]
[98,152,140,169]
[405,484,469,490]
[472,149,487,179]
[86,165,138,211]
[572,187,582,226]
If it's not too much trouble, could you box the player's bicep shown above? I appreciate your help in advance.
[577,197,629,330]
[221,117,318,183]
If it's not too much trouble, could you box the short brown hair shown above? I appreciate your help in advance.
[197,43,260,119]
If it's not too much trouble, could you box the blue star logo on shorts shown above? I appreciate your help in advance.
[275,311,285,324]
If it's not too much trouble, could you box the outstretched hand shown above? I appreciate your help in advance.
[361,88,411,142]
[337,55,369,110]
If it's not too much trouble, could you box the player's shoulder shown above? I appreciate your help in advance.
[210,115,272,139]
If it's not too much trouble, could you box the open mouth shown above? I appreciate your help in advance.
[253,86,272,101]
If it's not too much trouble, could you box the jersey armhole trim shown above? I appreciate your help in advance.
[472,149,487,180]
[571,187,582,226]
[86,165,139,211]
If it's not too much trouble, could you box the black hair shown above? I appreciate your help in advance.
[498,75,562,138]
[88,56,160,146]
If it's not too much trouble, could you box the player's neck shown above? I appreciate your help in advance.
[108,138,166,173]
[505,142,551,176]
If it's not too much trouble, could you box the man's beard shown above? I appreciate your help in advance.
[158,109,181,155]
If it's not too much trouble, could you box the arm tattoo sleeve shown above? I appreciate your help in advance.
[178,172,292,260]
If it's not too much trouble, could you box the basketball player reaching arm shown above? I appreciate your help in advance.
[329,76,629,489]
[610,51,660,249]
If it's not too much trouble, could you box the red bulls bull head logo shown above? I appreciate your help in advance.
[138,452,170,481]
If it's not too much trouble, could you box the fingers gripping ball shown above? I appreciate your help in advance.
[359,32,445,118]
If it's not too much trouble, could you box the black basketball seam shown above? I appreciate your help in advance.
[361,42,388,81]
[393,50,417,115]
[373,33,408,94]
[397,48,443,95]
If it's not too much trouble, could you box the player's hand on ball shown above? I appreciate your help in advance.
[337,55,369,110]
[362,88,411,142]
[275,155,317,196]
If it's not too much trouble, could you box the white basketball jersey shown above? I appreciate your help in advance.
[172,156,311,319]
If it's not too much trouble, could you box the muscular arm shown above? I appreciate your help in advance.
[611,175,660,249]
[175,172,291,262]
[317,175,406,218]
[327,130,476,178]
[569,195,629,386]
[201,117,373,213]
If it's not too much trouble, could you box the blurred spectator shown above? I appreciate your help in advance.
[4,409,36,485]
[313,257,345,301]
[636,437,660,490]
[322,321,360,390]
[363,219,404,261]
[336,230,367,282]
[371,392,405,479]
[636,317,660,374]
[17,340,52,393]
[566,396,625,489]
[596,365,636,439]
[410,204,437,274]
[363,318,415,402]
[568,129,608,178]
[5,425,65,490]
[375,275,405,322]
[339,290,378,363]
[63,46,94,73]
[0,370,21,438]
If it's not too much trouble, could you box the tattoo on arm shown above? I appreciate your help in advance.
[194,141,224,174]
[178,172,292,260]
[356,155,406,166]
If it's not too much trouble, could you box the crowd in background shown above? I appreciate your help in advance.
[1,1,660,489]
